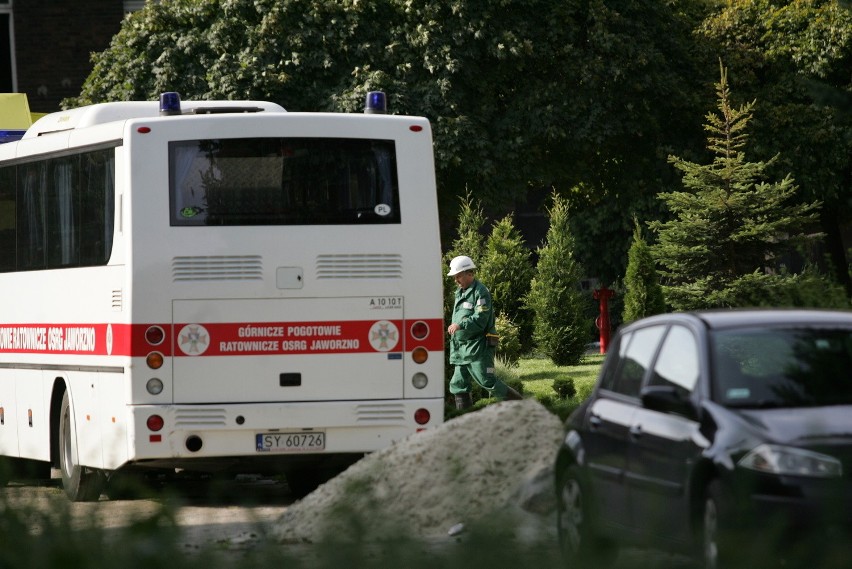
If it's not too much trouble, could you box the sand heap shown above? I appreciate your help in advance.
[272,399,565,544]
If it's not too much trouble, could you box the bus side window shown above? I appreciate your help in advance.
[46,157,79,268]
[78,150,115,266]
[0,165,14,272]
[18,162,47,271]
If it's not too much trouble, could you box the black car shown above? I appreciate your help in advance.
[555,309,852,568]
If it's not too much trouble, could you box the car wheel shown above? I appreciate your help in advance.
[59,391,106,502]
[556,465,614,567]
[702,481,735,569]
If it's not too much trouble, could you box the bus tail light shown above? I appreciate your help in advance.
[146,352,164,369]
[410,320,429,340]
[146,378,164,395]
[145,325,165,345]
[411,372,428,389]
[146,415,164,432]
[412,347,428,364]
[414,408,430,425]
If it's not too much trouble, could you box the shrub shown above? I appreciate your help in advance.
[443,192,487,330]
[526,191,588,365]
[495,312,522,366]
[478,215,535,353]
[505,377,524,397]
[622,218,666,323]
[552,377,576,399]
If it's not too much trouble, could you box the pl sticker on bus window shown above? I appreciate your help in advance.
[374,204,391,216]
[368,320,399,352]
[178,324,210,355]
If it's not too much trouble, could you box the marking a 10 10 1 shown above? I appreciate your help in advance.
[369,296,403,309]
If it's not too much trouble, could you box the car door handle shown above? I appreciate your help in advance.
[629,424,643,438]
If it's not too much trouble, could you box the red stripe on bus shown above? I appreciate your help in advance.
[0,319,444,357]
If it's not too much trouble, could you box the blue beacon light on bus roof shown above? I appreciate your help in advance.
[0,130,25,144]
[159,91,182,116]
[364,91,386,114]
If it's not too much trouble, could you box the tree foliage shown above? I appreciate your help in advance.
[651,64,824,310]
[70,0,710,281]
[477,215,534,352]
[67,0,852,293]
[443,191,487,330]
[526,192,589,365]
[494,311,523,367]
[699,0,852,292]
[622,219,666,322]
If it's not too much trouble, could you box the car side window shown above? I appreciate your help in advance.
[648,325,699,395]
[598,332,628,391]
[610,325,667,397]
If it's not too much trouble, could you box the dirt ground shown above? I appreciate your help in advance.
[1,477,695,569]
[1,473,292,555]
[0,401,698,568]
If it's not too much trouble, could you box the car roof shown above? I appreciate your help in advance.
[623,308,852,332]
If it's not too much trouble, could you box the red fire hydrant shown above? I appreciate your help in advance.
[593,287,615,354]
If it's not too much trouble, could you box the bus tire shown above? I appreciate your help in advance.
[0,457,51,486]
[0,457,12,487]
[286,466,339,499]
[59,391,105,502]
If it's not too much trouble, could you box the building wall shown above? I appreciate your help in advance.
[14,1,124,113]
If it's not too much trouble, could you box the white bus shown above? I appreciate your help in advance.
[0,92,445,501]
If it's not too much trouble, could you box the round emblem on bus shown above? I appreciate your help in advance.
[374,203,391,216]
[368,320,399,352]
[178,324,210,356]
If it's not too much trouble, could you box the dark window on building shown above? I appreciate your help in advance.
[0,13,13,92]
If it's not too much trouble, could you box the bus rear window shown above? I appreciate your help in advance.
[169,138,400,226]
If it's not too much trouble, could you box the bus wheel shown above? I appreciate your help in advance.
[286,467,338,499]
[59,391,105,502]
[2,457,51,484]
[0,457,12,487]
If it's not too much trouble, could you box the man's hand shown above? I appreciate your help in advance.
[447,323,460,335]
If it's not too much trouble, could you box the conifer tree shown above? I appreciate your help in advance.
[622,218,666,322]
[650,64,822,310]
[444,191,486,324]
[478,214,534,352]
[526,192,588,365]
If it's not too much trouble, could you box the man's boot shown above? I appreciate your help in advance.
[505,386,524,401]
[454,392,473,410]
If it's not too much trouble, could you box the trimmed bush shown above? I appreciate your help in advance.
[552,377,576,399]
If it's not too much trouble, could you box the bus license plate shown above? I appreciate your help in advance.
[255,431,326,453]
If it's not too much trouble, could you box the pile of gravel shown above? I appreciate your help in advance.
[272,399,565,544]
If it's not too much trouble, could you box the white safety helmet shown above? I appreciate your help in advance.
[447,255,476,276]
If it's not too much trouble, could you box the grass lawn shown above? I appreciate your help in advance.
[494,352,604,420]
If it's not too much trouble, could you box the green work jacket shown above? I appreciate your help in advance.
[449,279,496,365]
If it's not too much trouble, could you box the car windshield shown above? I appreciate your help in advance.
[711,326,852,408]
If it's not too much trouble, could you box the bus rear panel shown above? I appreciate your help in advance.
[0,95,444,499]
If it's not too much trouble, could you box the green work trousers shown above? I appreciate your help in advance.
[449,358,508,399]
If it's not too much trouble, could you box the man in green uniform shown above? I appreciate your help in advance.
[446,255,520,409]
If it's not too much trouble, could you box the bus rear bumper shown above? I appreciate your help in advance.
[124,398,444,466]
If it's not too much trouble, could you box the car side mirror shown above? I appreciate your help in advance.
[640,385,697,420]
